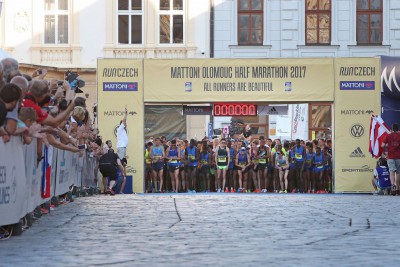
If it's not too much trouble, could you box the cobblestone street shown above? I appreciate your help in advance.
[1,193,399,266]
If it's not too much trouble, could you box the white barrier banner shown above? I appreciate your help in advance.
[55,150,75,196]
[24,139,42,213]
[0,137,28,226]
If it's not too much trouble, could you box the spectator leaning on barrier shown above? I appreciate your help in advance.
[0,83,22,136]
[117,106,128,160]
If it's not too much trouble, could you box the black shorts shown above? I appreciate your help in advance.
[258,163,268,171]
[99,166,117,181]
[169,165,180,172]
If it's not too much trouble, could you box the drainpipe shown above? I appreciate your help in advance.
[210,0,214,58]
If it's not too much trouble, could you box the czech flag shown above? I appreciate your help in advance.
[369,115,390,158]
[41,146,52,198]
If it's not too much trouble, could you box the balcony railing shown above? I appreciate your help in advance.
[105,46,196,59]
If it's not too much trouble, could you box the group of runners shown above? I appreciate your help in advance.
[144,135,333,193]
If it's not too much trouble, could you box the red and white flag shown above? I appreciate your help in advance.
[369,115,390,158]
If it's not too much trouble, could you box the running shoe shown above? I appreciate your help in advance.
[284,190,287,193]
[230,187,234,193]
[224,188,229,193]
[192,190,196,193]
[247,189,251,193]
[291,189,296,193]
[40,207,49,214]
[217,188,221,193]
[50,204,55,211]
[279,190,283,193]
[109,188,115,196]
[391,185,397,196]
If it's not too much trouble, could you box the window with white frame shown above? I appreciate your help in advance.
[159,0,184,44]
[118,0,143,44]
[44,0,69,44]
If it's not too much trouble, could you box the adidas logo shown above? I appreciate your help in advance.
[268,107,279,115]
[350,147,365,158]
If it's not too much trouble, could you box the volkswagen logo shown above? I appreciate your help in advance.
[350,124,364,138]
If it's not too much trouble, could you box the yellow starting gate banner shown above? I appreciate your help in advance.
[144,58,334,102]
[334,58,380,192]
[97,57,381,193]
[97,59,144,193]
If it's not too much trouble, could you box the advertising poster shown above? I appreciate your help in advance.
[97,59,144,193]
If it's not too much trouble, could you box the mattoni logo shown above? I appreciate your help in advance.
[104,110,137,116]
[340,81,375,90]
[350,147,366,158]
[103,82,138,91]
[350,124,365,138]
[340,110,374,116]
[342,165,373,173]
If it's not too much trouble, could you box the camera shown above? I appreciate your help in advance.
[65,70,85,93]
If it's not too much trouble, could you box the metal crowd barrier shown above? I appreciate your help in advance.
[0,136,98,235]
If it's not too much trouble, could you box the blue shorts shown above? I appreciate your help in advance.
[153,162,163,171]
[314,166,324,173]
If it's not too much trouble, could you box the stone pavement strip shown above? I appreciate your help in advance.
[1,193,400,267]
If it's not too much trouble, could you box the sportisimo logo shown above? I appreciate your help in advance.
[350,147,365,158]
[340,81,375,90]
[103,82,138,91]
[342,165,373,173]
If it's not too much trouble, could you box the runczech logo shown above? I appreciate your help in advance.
[350,124,364,138]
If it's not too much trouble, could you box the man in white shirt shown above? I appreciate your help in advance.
[117,106,128,159]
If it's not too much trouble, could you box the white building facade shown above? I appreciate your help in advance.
[213,0,399,58]
[1,0,210,67]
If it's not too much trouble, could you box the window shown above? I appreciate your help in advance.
[238,0,263,45]
[305,0,331,45]
[309,103,332,140]
[357,0,382,44]
[44,0,69,44]
[159,0,184,44]
[118,0,142,44]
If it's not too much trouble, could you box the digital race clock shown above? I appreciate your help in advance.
[213,103,257,116]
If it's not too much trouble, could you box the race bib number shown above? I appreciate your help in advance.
[201,160,208,164]
[218,157,226,163]
[170,160,177,163]
[188,155,195,160]
[295,153,302,159]
[316,163,323,168]
[259,158,267,164]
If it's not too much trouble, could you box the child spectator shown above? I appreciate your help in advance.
[372,157,391,195]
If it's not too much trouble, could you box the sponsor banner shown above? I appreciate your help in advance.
[380,56,400,100]
[97,59,144,193]
[183,105,212,115]
[340,81,375,90]
[144,58,334,102]
[55,149,73,196]
[103,82,138,92]
[291,104,308,140]
[0,137,28,226]
[258,105,288,115]
[334,58,381,192]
